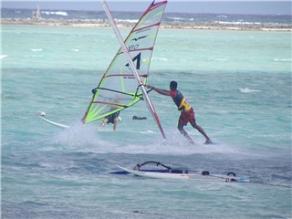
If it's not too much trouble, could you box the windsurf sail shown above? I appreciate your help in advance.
[82,0,167,138]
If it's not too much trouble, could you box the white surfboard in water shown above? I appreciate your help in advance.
[117,165,250,182]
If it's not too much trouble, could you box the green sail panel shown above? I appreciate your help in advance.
[82,1,167,124]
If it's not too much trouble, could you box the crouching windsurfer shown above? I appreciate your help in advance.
[147,81,212,144]
[102,111,121,131]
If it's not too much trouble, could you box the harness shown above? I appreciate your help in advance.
[171,90,191,111]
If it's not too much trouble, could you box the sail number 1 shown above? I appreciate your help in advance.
[126,52,141,70]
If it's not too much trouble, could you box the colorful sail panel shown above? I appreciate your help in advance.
[82,0,167,124]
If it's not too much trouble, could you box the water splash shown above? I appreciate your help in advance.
[51,125,240,156]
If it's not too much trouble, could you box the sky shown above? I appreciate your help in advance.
[2,1,292,15]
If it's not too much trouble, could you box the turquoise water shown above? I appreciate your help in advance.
[2,25,292,218]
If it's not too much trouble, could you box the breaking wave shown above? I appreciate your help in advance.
[42,11,68,16]
[115,19,138,23]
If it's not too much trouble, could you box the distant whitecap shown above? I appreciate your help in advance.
[42,11,68,16]
[140,130,155,134]
[213,58,228,62]
[31,48,43,52]
[168,16,185,21]
[153,57,168,62]
[273,58,291,62]
[0,54,8,60]
[217,15,228,18]
[115,19,138,23]
[72,49,79,52]
[239,87,261,93]
[214,21,261,25]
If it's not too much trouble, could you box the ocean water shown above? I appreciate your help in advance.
[2,25,292,219]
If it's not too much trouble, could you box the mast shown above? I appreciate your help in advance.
[101,0,166,139]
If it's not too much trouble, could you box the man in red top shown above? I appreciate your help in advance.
[148,81,212,144]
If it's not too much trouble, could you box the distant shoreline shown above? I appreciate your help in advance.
[2,18,292,32]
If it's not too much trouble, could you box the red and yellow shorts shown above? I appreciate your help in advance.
[178,108,195,126]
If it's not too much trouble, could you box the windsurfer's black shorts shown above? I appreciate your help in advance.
[107,111,120,124]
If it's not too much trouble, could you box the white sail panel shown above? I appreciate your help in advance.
[83,1,167,123]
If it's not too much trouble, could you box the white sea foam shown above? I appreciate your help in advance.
[112,137,240,156]
[239,87,261,93]
[42,11,68,16]
[52,124,240,155]
[0,54,8,60]
[72,49,79,52]
[31,48,43,52]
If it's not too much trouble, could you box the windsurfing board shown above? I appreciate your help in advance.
[117,166,250,182]
[117,165,191,179]
[39,112,70,129]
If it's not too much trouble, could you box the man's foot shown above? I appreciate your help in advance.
[204,139,213,144]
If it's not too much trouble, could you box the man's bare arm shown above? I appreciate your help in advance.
[147,85,170,96]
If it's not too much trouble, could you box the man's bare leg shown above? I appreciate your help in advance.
[190,120,212,144]
[178,124,195,144]
[113,118,118,131]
